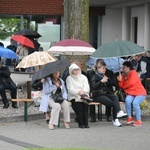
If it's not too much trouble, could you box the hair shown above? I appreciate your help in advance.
[50,72,61,86]
[94,59,106,70]
[0,42,4,47]
[122,61,134,70]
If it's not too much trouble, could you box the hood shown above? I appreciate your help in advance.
[69,63,80,75]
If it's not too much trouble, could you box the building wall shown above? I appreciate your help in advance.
[131,6,144,47]
[102,8,122,44]
[0,0,63,15]
[102,6,145,47]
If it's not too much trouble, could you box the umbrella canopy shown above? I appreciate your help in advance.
[11,35,35,49]
[14,29,41,39]
[48,39,95,55]
[86,56,125,73]
[92,40,145,58]
[16,51,57,68]
[32,59,70,81]
[0,46,18,59]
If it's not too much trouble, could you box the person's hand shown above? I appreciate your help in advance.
[55,81,60,87]
[41,78,45,83]
[117,73,122,81]
[78,90,85,95]
[101,75,108,83]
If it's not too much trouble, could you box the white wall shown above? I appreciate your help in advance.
[102,8,122,44]
[101,6,145,47]
[131,6,145,47]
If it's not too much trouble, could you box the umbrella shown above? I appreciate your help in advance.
[16,51,57,68]
[32,59,70,81]
[86,56,125,73]
[48,39,95,55]
[11,35,35,49]
[92,40,145,58]
[14,29,41,39]
[0,46,18,59]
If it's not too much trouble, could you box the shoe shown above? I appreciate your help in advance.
[45,113,50,124]
[90,118,96,123]
[64,122,70,129]
[46,119,50,124]
[3,103,9,109]
[126,117,134,124]
[84,125,90,128]
[78,125,85,128]
[117,110,127,118]
[113,119,122,127]
[106,116,112,122]
[133,120,142,127]
[12,105,18,109]
[49,124,54,130]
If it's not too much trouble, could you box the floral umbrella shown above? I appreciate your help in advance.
[16,51,57,68]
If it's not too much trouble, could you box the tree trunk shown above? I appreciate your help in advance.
[64,0,89,42]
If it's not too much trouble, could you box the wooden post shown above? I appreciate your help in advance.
[27,81,31,99]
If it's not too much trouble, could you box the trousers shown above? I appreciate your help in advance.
[125,95,146,120]
[0,82,17,106]
[49,99,70,125]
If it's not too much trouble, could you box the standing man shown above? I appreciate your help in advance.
[6,39,17,69]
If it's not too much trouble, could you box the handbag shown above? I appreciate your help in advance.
[51,87,64,104]
[117,89,126,102]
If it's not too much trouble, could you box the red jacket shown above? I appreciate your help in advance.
[118,70,147,96]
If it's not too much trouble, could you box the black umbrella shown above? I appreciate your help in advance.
[14,29,41,39]
[32,59,70,81]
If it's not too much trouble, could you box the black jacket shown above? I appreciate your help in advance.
[90,69,117,97]
[137,56,150,78]
[0,66,14,84]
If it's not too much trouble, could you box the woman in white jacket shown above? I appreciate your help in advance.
[66,63,90,128]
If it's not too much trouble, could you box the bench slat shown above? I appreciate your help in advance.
[11,99,33,102]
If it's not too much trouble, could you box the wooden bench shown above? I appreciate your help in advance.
[89,102,102,121]
[11,99,33,122]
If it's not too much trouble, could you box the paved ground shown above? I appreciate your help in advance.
[0,116,150,150]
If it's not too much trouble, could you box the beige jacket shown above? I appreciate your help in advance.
[66,63,90,102]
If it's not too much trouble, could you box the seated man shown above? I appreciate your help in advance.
[0,62,18,108]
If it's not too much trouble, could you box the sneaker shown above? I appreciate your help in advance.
[133,120,142,127]
[113,119,122,127]
[117,110,127,118]
[126,117,134,124]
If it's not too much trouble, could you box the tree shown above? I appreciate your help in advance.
[64,0,90,42]
[0,18,27,40]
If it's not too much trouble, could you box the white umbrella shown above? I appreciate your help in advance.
[48,39,95,55]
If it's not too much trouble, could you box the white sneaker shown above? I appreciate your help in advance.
[113,119,122,127]
[117,110,127,118]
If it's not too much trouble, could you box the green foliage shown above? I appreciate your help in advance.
[0,18,27,40]
[140,100,150,112]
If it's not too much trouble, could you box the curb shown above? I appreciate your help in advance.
[0,113,150,123]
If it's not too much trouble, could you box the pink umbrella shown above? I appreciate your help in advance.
[48,39,95,55]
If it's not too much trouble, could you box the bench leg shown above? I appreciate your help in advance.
[24,102,28,122]
[98,105,102,121]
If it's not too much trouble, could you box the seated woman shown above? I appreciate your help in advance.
[66,63,90,128]
[42,71,70,130]
[117,61,147,127]
[90,59,124,127]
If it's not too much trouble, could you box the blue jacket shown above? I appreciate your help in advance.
[39,77,67,112]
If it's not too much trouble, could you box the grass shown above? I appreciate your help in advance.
[25,148,95,150]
